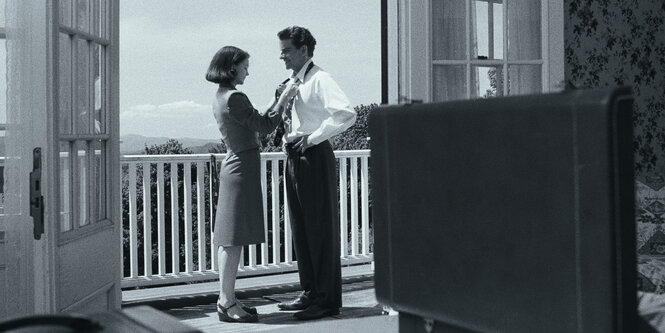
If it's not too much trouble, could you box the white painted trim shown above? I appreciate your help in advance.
[408,0,429,103]
[547,0,565,92]
[60,281,114,313]
[542,0,550,92]
[387,0,399,104]
[107,0,121,310]
[502,1,508,95]
[398,0,410,103]
[466,0,471,98]
[39,0,58,314]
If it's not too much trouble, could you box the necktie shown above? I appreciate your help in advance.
[272,79,292,147]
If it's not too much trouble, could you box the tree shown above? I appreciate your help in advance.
[122,139,208,277]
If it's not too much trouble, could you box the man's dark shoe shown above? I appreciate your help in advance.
[277,293,312,311]
[293,304,339,320]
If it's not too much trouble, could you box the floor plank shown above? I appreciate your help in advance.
[164,279,397,333]
[123,264,374,305]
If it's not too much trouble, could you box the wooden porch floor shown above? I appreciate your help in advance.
[122,264,398,332]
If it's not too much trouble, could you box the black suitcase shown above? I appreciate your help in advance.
[369,87,636,332]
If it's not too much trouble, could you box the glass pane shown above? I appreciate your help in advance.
[432,0,466,60]
[0,0,6,27]
[0,135,3,213]
[77,141,89,227]
[93,43,104,134]
[59,0,72,27]
[92,0,101,36]
[0,40,4,213]
[471,0,504,60]
[59,142,72,232]
[102,0,108,38]
[76,39,90,134]
[76,0,89,32]
[92,140,106,221]
[0,39,6,125]
[471,66,504,98]
[508,65,542,95]
[433,65,467,102]
[59,33,72,135]
[506,0,541,60]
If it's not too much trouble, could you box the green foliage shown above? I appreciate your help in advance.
[260,103,375,152]
[144,139,192,155]
[331,104,374,150]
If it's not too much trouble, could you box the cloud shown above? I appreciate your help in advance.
[121,101,211,118]
[120,100,219,139]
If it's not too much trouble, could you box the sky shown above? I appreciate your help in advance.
[119,1,381,140]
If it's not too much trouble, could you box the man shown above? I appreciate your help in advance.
[275,26,356,320]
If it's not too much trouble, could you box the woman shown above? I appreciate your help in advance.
[205,46,297,323]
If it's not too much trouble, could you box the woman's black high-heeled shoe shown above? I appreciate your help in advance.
[217,301,257,315]
[217,302,258,323]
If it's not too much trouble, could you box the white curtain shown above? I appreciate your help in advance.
[507,0,542,95]
[432,0,468,101]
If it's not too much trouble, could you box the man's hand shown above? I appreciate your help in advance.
[292,135,313,153]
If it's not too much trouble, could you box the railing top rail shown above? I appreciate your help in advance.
[121,154,220,163]
[333,150,371,158]
[120,149,370,163]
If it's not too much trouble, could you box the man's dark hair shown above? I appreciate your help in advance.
[277,26,316,57]
[205,46,249,86]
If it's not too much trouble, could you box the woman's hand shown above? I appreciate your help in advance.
[277,80,300,108]
[268,79,300,117]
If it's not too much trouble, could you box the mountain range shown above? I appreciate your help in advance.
[0,135,222,156]
[120,134,220,154]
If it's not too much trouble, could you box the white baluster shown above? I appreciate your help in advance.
[209,158,217,271]
[170,162,180,274]
[350,157,359,256]
[271,159,281,264]
[184,162,193,273]
[361,156,370,255]
[142,162,152,277]
[339,157,348,259]
[196,162,206,271]
[157,163,166,275]
[260,158,268,266]
[283,159,292,263]
[128,162,138,278]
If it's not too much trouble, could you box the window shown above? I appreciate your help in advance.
[390,0,563,104]
[58,0,111,234]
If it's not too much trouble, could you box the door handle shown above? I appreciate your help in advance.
[29,147,44,240]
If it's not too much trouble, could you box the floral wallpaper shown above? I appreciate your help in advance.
[565,0,665,293]
[565,0,665,179]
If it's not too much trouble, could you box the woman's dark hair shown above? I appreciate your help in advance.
[205,46,249,86]
[277,26,316,57]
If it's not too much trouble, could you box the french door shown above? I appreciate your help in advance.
[1,0,120,318]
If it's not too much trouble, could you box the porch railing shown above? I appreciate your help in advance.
[121,150,372,288]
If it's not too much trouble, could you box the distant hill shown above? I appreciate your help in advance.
[120,134,220,154]
[0,135,219,155]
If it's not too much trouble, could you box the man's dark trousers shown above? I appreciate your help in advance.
[285,140,342,309]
